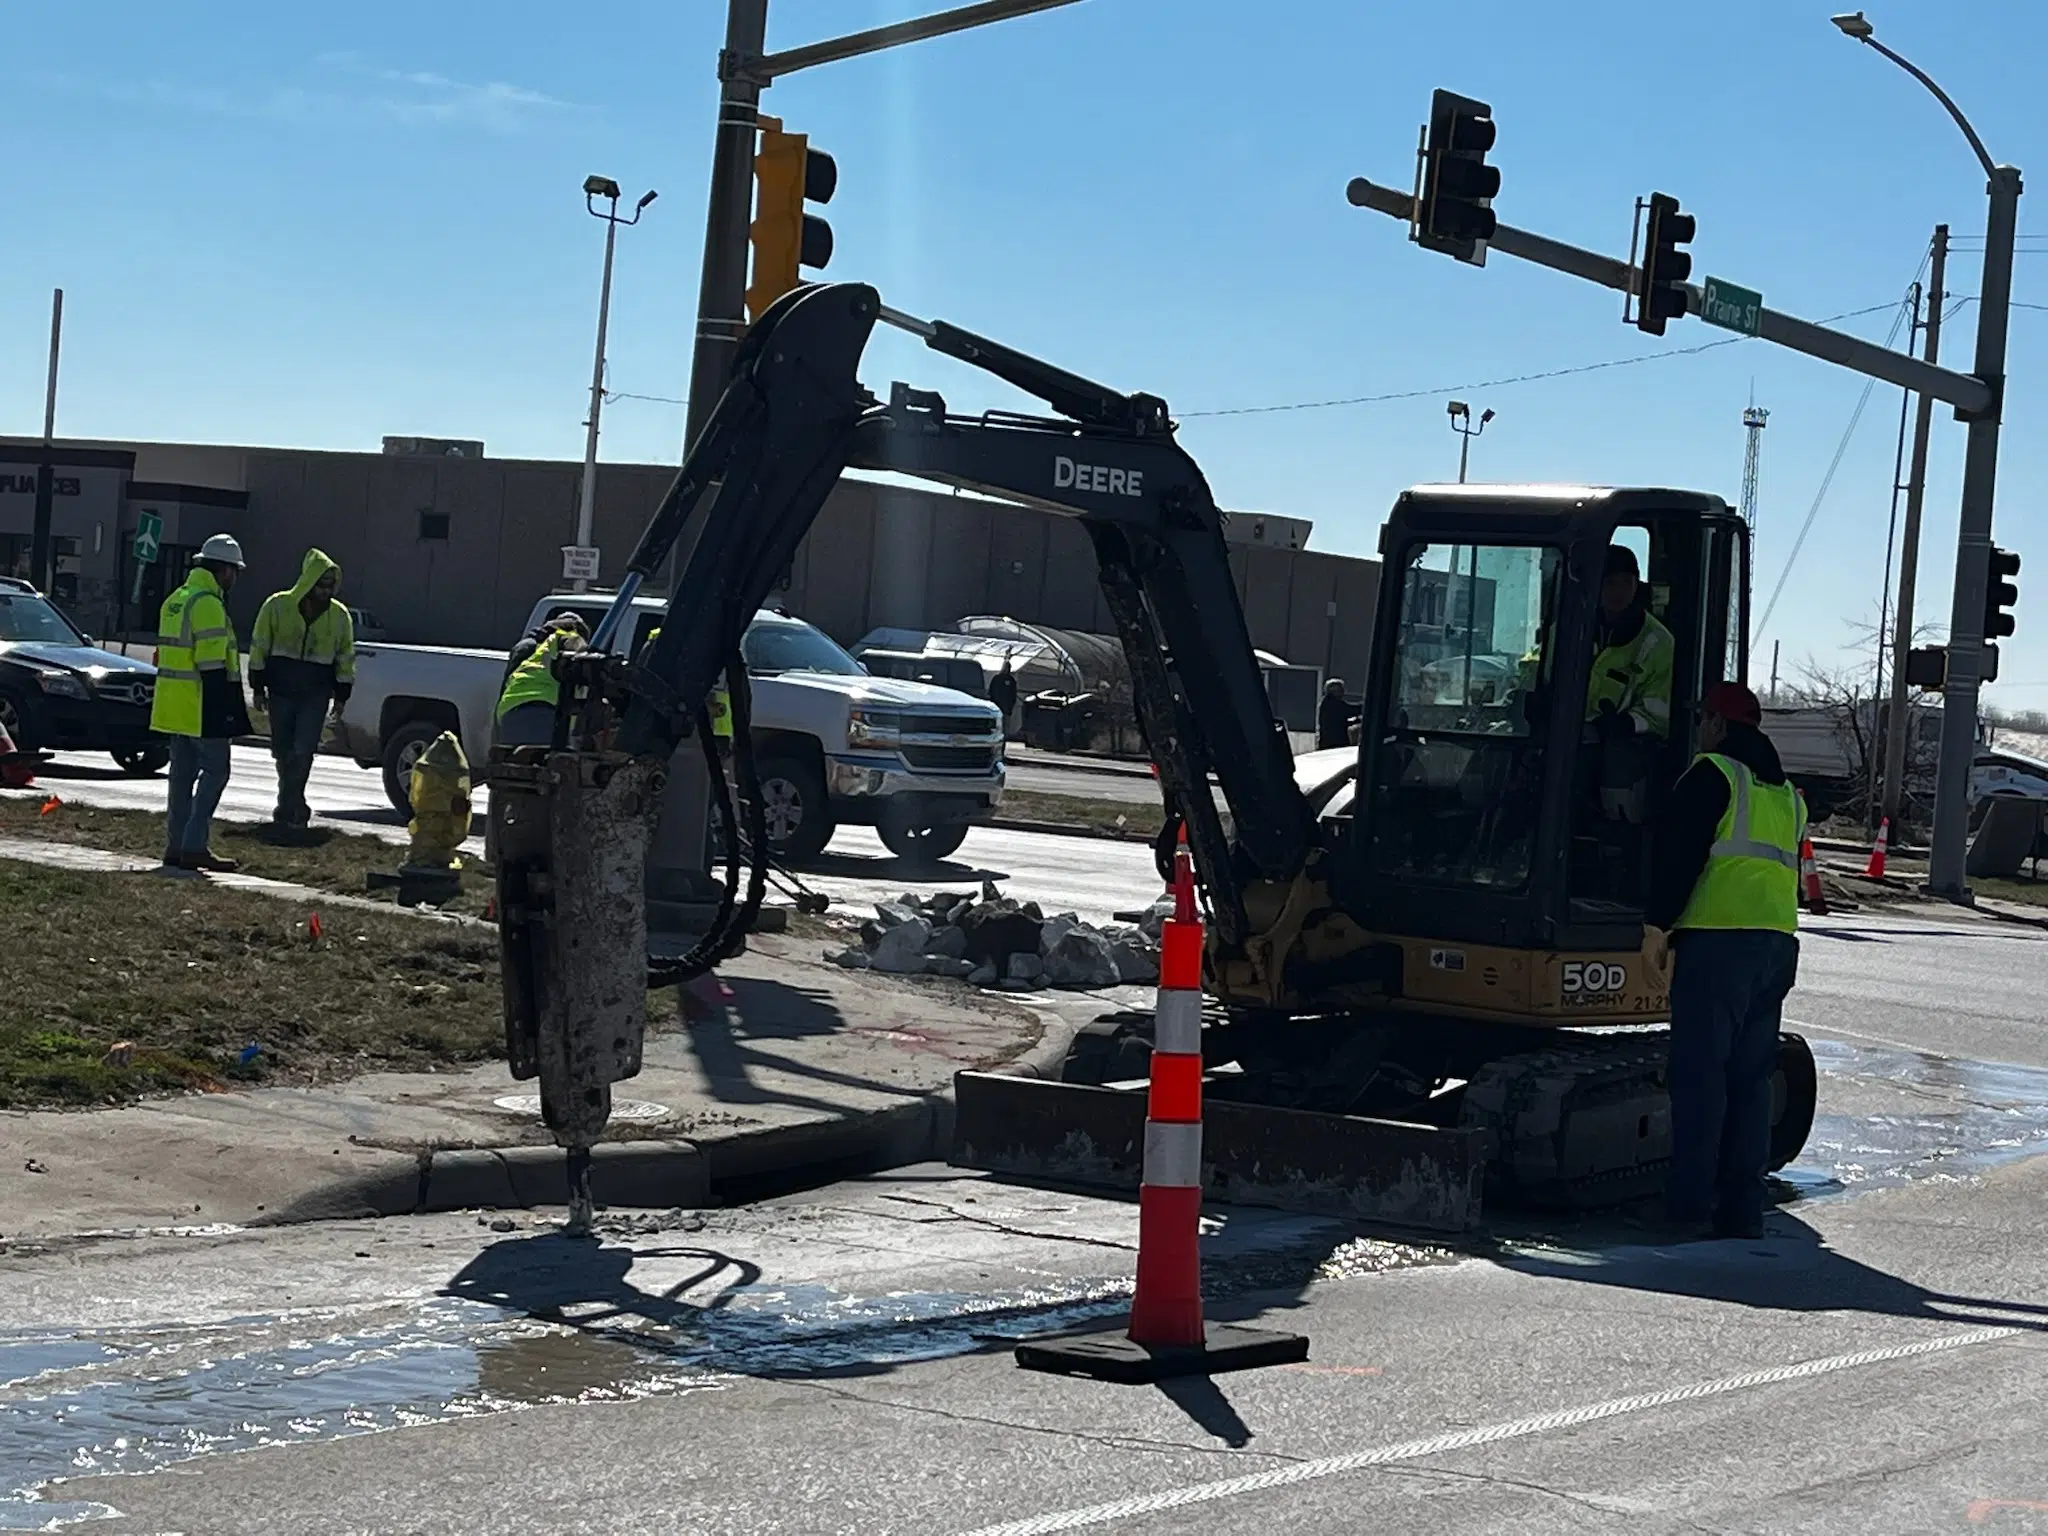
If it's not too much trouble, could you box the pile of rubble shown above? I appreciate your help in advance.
[828,881,1169,991]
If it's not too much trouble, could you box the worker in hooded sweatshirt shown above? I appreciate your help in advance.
[1642,681,1804,1242]
[248,549,355,832]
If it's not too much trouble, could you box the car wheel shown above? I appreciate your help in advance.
[382,720,448,814]
[754,755,833,861]
[111,745,171,776]
[1768,1032,1819,1172]
[0,691,36,754]
[878,814,969,864]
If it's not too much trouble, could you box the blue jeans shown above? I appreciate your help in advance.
[267,690,330,826]
[165,736,232,860]
[1666,928,1800,1229]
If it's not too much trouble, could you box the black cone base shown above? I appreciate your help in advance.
[1014,1322,1309,1384]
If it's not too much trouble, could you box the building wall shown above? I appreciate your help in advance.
[2,437,1378,679]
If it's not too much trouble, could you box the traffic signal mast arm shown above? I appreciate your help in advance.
[599,281,1313,943]
[1345,174,1991,416]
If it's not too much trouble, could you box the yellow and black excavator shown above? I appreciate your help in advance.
[491,281,1816,1233]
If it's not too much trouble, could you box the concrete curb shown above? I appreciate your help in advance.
[258,1008,1088,1226]
[986,816,1152,844]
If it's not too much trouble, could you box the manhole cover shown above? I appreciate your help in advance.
[490,1094,672,1123]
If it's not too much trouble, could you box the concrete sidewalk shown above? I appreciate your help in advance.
[0,839,1121,1242]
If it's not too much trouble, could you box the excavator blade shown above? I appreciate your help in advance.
[949,1072,1488,1233]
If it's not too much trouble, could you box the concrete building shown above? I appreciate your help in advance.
[0,435,1378,687]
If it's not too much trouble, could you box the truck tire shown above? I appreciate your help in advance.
[878,813,968,864]
[755,755,833,861]
[381,720,446,815]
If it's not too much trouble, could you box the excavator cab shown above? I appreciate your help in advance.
[1331,485,1750,1016]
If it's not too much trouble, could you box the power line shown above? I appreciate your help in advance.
[1755,284,1921,641]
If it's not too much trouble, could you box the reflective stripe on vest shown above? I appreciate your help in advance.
[1674,753,1806,934]
[496,632,566,720]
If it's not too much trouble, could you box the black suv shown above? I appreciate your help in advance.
[0,577,167,774]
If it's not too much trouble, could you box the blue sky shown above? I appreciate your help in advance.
[5,0,2046,705]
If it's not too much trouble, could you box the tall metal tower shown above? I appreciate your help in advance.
[1740,402,1768,532]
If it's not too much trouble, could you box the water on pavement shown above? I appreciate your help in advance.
[8,1034,2048,1526]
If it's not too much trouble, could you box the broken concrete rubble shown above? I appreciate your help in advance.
[824,886,1163,993]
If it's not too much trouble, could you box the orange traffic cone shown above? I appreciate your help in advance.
[1799,837,1829,915]
[1012,831,1308,1384]
[1864,818,1890,880]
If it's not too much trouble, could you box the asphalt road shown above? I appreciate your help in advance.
[6,750,2048,1529]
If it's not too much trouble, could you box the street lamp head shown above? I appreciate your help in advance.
[1830,10,1875,39]
[1479,408,1496,425]
[635,189,659,212]
[1447,399,1469,420]
[583,174,622,200]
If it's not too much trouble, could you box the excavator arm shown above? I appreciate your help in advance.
[611,281,1314,941]
[496,281,1320,1228]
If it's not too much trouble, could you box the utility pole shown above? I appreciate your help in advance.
[1881,223,1948,829]
[1869,278,1921,828]
[682,0,770,460]
[30,289,62,595]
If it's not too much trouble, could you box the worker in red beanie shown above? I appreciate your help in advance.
[1644,680,1805,1241]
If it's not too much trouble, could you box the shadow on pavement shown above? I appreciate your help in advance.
[1158,1374,1254,1446]
[446,1234,761,1337]
[799,848,1012,884]
[1493,1211,2048,1334]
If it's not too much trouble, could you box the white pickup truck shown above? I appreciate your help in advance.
[337,593,1007,861]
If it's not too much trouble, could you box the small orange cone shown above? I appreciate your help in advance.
[1864,818,1890,880]
[38,795,60,816]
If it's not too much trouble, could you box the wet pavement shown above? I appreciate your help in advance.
[7,1030,2048,1529]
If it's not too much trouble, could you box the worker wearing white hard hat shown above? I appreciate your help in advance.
[151,532,252,871]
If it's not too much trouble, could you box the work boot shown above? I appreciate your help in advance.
[189,850,241,874]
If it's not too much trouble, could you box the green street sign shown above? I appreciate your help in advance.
[133,511,162,565]
[1701,277,1764,337]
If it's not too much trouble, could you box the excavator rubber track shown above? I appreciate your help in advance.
[949,1028,1820,1231]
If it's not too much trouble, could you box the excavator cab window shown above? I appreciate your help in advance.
[1565,511,1747,918]
[1364,540,1563,890]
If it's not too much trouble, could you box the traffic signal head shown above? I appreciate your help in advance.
[1635,192,1696,336]
[747,118,838,323]
[1416,89,1499,266]
[1985,546,2021,640]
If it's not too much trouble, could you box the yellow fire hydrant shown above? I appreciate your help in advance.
[406,730,471,872]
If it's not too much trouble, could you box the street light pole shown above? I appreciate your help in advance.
[1447,400,1493,483]
[1833,12,2022,898]
[29,289,62,596]
[575,178,657,593]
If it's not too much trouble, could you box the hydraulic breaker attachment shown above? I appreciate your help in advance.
[949,1072,1488,1234]
[493,748,663,1233]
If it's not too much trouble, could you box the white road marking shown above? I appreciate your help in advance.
[955,1326,2020,1535]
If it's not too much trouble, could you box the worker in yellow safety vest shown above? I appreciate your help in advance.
[1642,681,1803,1241]
[493,613,589,748]
[639,627,732,746]
[248,548,355,832]
[152,533,253,871]
[1587,543,1674,742]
